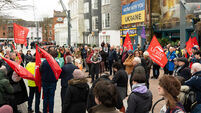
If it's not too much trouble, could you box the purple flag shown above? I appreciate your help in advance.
[141,26,146,39]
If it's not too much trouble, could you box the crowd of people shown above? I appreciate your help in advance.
[0,41,200,113]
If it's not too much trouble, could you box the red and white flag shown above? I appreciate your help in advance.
[147,35,168,68]
[123,33,133,50]
[35,44,42,92]
[13,23,29,46]
[1,56,35,81]
[38,47,62,80]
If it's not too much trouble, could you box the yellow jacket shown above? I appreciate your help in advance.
[26,62,36,87]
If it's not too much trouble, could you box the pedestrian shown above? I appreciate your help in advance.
[126,73,152,113]
[121,47,128,66]
[152,62,160,79]
[99,48,107,74]
[25,50,33,65]
[86,48,94,77]
[123,50,134,77]
[87,73,124,112]
[40,50,58,113]
[141,51,153,89]
[0,65,13,107]
[158,76,185,113]
[62,69,89,113]
[90,48,102,83]
[193,51,201,63]
[88,80,120,113]
[166,47,177,75]
[59,55,78,109]
[174,57,191,81]
[81,45,88,72]
[26,58,41,113]
[112,62,128,100]
[108,46,117,75]
[184,63,201,113]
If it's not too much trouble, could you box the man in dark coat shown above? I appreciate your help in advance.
[174,57,191,81]
[60,56,78,109]
[81,45,88,72]
[40,50,58,113]
[185,63,201,113]
[25,50,33,65]
[108,46,117,75]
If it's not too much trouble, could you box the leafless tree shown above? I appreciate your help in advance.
[0,0,31,11]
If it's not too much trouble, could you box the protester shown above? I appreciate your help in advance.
[152,62,160,79]
[112,62,128,100]
[121,47,128,66]
[40,50,58,113]
[159,76,185,113]
[126,73,152,113]
[62,69,89,113]
[81,45,88,72]
[123,50,134,76]
[130,57,145,90]
[99,48,107,74]
[26,58,41,113]
[60,55,78,109]
[86,48,94,77]
[192,51,201,63]
[108,46,117,75]
[89,80,120,113]
[0,65,13,107]
[174,57,191,81]
[184,63,201,113]
[90,49,102,83]
[87,73,123,111]
[166,47,177,75]
[141,51,153,89]
[25,50,33,65]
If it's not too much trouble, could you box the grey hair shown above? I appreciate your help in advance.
[192,63,201,72]
[133,57,141,64]
[0,65,7,75]
[65,56,73,63]
[143,51,149,56]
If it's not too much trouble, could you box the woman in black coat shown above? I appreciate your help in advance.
[112,62,128,100]
[62,69,89,113]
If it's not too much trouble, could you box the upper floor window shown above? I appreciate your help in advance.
[102,0,110,6]
[102,13,110,28]
[84,19,90,32]
[92,0,98,9]
[84,2,89,13]
[92,16,98,30]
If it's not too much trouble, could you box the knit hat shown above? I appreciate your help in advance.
[73,69,86,79]
[0,105,13,113]
[159,76,181,98]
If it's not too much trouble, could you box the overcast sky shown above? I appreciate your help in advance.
[1,0,68,21]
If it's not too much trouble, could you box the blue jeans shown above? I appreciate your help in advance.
[42,82,57,113]
[191,104,201,113]
[28,87,41,113]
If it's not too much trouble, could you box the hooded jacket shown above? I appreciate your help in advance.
[0,71,13,105]
[62,78,89,113]
[126,83,152,113]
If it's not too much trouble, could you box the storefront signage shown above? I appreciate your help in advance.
[122,0,145,25]
[120,28,137,37]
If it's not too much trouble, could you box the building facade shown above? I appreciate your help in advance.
[27,26,42,43]
[99,0,121,46]
[54,18,68,46]
[68,0,85,46]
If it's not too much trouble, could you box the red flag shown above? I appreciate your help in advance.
[1,56,35,81]
[38,47,62,80]
[13,23,29,46]
[12,43,22,64]
[123,33,133,50]
[147,35,168,68]
[186,37,194,56]
[35,44,42,92]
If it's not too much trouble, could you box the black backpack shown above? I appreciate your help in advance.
[182,89,197,112]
